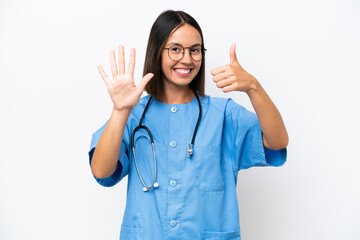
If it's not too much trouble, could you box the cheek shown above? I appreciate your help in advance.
[161,55,172,72]
[194,62,202,74]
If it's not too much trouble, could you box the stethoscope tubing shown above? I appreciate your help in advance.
[131,125,157,191]
[131,89,202,192]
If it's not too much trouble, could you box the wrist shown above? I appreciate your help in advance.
[245,77,259,97]
[112,105,132,116]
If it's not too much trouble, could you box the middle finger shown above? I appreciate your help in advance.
[118,45,125,74]
[216,78,233,88]
[213,72,228,82]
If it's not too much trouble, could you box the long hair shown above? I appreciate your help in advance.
[143,10,206,98]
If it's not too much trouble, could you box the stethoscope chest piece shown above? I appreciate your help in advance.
[187,144,193,158]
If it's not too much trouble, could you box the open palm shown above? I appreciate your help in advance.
[97,45,154,111]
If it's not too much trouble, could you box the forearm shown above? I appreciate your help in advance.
[246,79,289,150]
[91,107,132,179]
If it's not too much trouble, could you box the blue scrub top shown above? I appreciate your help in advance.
[89,95,287,240]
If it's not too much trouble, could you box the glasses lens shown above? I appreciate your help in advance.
[190,46,202,61]
[167,45,203,61]
[169,45,184,61]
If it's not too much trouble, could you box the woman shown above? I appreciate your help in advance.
[89,10,288,240]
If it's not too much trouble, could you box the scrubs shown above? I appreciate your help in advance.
[89,95,287,240]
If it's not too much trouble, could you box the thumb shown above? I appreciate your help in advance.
[230,43,238,64]
[138,73,154,92]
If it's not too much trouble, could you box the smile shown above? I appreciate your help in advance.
[174,68,192,74]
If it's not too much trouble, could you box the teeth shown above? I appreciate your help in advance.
[175,68,191,74]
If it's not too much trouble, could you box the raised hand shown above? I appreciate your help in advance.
[211,43,257,94]
[97,45,154,111]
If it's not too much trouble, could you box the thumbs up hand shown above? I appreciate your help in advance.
[211,43,257,94]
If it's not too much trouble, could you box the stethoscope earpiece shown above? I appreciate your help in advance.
[142,182,159,192]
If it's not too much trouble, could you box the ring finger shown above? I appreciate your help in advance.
[110,50,118,78]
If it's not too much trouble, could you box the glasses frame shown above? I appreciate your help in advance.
[163,44,207,62]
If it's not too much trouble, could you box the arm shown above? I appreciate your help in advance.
[246,80,288,150]
[91,45,153,179]
[91,107,131,179]
[211,43,289,150]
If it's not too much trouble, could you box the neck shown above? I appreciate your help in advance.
[158,84,195,105]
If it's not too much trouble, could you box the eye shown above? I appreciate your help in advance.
[191,47,201,54]
[170,46,182,52]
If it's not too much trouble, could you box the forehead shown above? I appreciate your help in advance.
[165,24,202,46]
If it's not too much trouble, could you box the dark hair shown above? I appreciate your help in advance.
[143,10,205,99]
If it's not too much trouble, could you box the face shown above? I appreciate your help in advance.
[161,24,202,89]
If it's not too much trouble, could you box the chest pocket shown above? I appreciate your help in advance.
[201,227,240,239]
[194,146,224,192]
[120,225,144,240]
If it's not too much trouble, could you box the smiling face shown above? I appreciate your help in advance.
[161,24,202,90]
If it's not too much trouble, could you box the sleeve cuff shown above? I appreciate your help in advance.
[244,123,287,169]
[88,147,124,187]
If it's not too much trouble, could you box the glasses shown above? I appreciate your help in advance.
[163,44,206,62]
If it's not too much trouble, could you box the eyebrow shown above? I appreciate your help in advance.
[167,42,202,47]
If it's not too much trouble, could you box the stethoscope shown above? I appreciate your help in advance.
[131,89,202,192]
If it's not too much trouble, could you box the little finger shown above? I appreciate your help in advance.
[97,64,110,87]
[222,84,238,93]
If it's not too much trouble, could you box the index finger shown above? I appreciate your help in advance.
[211,65,228,76]
[127,48,136,75]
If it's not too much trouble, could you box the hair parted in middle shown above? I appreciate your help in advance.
[143,10,206,99]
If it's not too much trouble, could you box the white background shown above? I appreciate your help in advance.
[1,0,359,239]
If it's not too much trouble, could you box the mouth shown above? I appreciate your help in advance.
[173,68,192,76]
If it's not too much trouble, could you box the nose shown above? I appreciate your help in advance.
[180,48,192,64]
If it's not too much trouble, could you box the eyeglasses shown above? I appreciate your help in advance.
[163,44,206,62]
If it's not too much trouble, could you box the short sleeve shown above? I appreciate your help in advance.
[88,120,130,187]
[223,98,287,172]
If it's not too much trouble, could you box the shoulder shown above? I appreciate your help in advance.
[205,95,258,126]
[204,95,248,116]
[201,95,228,114]
[130,95,151,118]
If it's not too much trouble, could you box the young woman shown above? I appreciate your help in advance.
[89,10,288,240]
